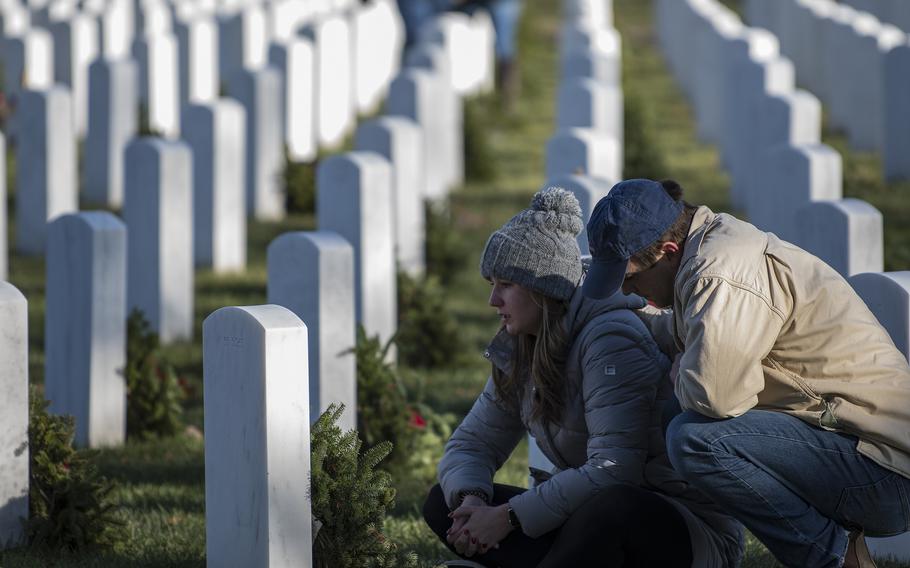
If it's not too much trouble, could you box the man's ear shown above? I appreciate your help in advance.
[659,241,681,257]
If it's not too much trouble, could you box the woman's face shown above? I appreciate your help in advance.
[488,278,543,336]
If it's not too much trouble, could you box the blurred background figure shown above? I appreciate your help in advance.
[396,0,524,105]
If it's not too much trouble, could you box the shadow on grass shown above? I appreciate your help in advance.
[90,437,204,487]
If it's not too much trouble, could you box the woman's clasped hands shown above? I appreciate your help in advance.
[446,496,514,558]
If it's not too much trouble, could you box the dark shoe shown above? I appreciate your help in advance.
[441,561,487,568]
[843,530,877,568]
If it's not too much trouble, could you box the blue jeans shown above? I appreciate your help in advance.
[486,0,522,60]
[667,410,910,568]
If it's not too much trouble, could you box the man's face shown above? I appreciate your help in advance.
[620,243,681,308]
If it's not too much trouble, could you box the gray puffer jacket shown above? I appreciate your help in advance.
[437,288,743,566]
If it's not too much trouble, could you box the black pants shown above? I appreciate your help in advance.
[423,483,693,568]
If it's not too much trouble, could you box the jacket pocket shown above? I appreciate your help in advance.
[835,473,910,535]
[766,358,824,403]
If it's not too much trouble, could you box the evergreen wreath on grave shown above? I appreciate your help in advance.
[125,309,185,440]
[351,326,416,472]
[310,403,418,568]
[26,385,124,551]
[351,327,456,508]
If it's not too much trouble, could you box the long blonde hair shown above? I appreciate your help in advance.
[492,292,570,425]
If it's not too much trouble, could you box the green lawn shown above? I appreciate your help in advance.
[1,0,908,566]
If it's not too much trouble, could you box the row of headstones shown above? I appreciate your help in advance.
[742,0,910,181]
[529,0,624,481]
[655,0,884,280]
[1,0,403,153]
[839,0,910,31]
[1,0,498,268]
[0,3,494,551]
[14,0,496,446]
[0,279,320,564]
[544,0,621,200]
[27,0,498,446]
[0,0,411,285]
[656,0,910,560]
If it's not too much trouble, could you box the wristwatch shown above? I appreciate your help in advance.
[507,505,522,530]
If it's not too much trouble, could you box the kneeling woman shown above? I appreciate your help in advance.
[423,188,743,568]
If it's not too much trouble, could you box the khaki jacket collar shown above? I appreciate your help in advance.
[677,206,718,277]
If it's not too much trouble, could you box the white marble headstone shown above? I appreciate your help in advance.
[561,47,620,86]
[123,138,193,343]
[884,43,910,180]
[825,6,863,133]
[355,116,425,275]
[418,11,477,96]
[50,14,98,136]
[133,32,180,137]
[745,89,822,219]
[4,28,54,100]
[565,0,613,28]
[302,14,353,148]
[268,37,315,162]
[0,281,27,549]
[796,198,884,278]
[556,77,623,159]
[269,0,313,43]
[844,21,905,151]
[543,174,612,256]
[753,143,842,243]
[218,4,267,78]
[203,304,312,568]
[404,42,463,191]
[317,152,397,348]
[352,0,387,111]
[100,0,135,60]
[83,58,138,208]
[267,231,356,430]
[182,100,246,272]
[0,133,6,279]
[227,67,285,221]
[850,271,910,360]
[15,87,76,255]
[727,50,795,210]
[385,68,446,201]
[45,212,126,448]
[545,128,621,183]
[693,11,742,144]
[175,16,219,105]
[471,8,495,94]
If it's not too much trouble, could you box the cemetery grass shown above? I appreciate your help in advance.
[2,1,908,568]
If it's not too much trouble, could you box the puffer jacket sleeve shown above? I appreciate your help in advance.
[676,276,784,418]
[508,319,668,537]
[437,377,526,509]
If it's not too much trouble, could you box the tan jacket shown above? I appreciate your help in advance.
[643,206,910,478]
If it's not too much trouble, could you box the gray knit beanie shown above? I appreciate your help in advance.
[480,187,584,301]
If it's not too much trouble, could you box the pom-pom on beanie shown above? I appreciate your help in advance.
[480,187,584,301]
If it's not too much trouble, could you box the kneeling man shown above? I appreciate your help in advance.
[583,178,910,568]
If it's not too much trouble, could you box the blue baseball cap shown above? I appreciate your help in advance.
[582,179,683,299]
